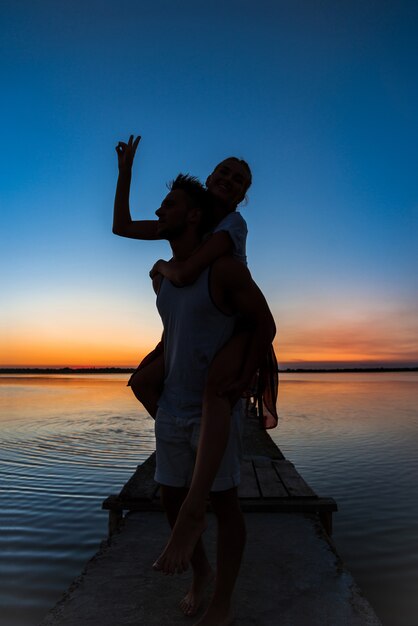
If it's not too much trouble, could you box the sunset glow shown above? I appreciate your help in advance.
[1,2,417,369]
[2,306,417,369]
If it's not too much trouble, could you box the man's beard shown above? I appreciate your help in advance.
[157,222,186,241]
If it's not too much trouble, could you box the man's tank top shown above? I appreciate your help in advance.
[156,266,236,421]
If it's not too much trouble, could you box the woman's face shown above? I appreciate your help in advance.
[206,159,251,208]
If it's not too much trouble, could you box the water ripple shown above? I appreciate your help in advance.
[1,372,418,626]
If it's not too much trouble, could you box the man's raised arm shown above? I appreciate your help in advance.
[113,135,160,240]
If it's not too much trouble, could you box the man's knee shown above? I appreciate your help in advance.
[210,487,241,520]
[160,485,188,513]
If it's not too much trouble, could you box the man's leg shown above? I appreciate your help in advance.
[194,487,246,626]
[154,333,249,575]
[159,485,214,616]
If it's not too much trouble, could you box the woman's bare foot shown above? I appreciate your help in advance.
[179,568,215,617]
[193,601,234,626]
[153,505,207,574]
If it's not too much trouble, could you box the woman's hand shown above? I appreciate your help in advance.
[149,259,188,287]
[149,259,169,280]
[115,135,141,172]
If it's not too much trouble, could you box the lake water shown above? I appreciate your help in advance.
[0,372,417,626]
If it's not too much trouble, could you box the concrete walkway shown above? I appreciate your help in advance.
[41,510,382,626]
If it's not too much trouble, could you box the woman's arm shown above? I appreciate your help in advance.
[149,230,233,285]
[112,135,160,240]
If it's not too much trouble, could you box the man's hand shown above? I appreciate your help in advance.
[217,377,250,406]
[115,135,141,173]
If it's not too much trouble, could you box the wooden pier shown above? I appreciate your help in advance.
[103,452,337,538]
[41,414,382,625]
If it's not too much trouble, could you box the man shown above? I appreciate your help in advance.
[150,173,275,625]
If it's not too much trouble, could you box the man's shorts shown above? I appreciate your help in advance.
[154,405,244,492]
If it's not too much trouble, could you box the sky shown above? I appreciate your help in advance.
[1,0,417,368]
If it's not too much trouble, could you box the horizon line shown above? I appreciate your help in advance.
[1,366,417,374]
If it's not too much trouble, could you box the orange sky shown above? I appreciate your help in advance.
[2,307,417,368]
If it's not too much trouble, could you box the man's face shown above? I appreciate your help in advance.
[206,159,250,207]
[155,189,192,240]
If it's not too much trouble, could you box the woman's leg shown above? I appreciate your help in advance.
[129,352,164,418]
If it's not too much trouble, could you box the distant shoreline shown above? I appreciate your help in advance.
[1,367,417,374]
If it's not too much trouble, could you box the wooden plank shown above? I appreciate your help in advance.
[115,500,164,513]
[243,420,285,459]
[240,497,337,513]
[119,452,159,501]
[111,496,337,515]
[273,460,317,498]
[238,459,260,498]
[253,458,288,498]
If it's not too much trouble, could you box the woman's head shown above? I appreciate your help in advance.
[206,157,252,209]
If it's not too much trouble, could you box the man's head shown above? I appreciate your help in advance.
[155,174,209,241]
[206,157,252,209]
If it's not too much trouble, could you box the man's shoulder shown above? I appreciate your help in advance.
[212,255,243,271]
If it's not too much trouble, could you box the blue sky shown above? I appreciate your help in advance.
[1,1,417,367]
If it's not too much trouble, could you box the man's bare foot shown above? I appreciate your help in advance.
[179,568,214,617]
[193,601,234,626]
[153,505,206,574]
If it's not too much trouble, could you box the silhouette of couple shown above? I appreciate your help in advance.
[113,136,276,625]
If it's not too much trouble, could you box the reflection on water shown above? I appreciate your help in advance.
[1,372,417,626]
[270,373,418,626]
[0,375,154,626]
